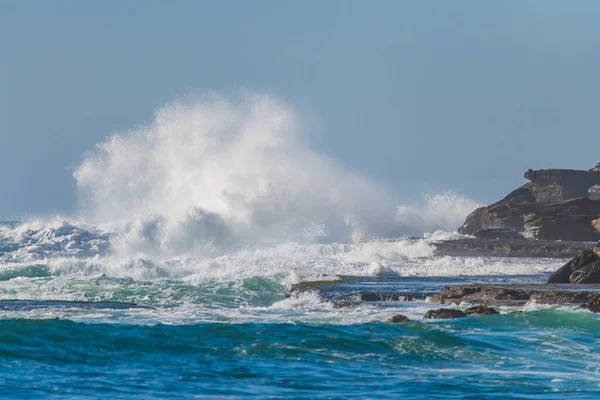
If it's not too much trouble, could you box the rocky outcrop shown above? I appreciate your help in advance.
[522,198,600,241]
[591,163,600,172]
[459,164,600,242]
[432,284,600,306]
[524,169,600,202]
[570,260,600,284]
[423,309,467,319]
[460,197,600,241]
[465,305,499,316]
[386,314,410,323]
[547,249,599,283]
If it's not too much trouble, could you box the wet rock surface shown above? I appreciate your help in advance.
[288,274,600,321]
[432,283,600,306]
[465,305,499,316]
[386,314,410,323]
[424,309,467,319]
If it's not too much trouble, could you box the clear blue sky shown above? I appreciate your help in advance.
[1,1,599,219]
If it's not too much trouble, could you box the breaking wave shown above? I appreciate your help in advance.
[0,92,502,317]
[73,93,478,259]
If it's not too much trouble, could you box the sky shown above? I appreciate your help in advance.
[1,1,599,219]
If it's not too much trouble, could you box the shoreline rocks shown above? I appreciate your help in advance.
[424,309,467,319]
[465,305,499,316]
[431,283,600,306]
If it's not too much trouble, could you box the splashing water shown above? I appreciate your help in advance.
[73,93,478,259]
[0,92,497,313]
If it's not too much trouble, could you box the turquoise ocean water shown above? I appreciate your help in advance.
[0,219,596,399]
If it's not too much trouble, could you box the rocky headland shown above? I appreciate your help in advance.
[458,163,600,242]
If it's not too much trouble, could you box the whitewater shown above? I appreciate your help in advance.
[1,94,596,399]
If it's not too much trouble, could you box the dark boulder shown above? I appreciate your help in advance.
[570,260,600,284]
[386,314,410,323]
[548,249,599,284]
[423,308,467,319]
[473,228,524,240]
[465,305,499,316]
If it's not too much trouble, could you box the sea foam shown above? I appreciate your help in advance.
[73,93,478,260]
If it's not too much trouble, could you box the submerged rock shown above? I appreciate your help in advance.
[547,249,599,284]
[423,309,467,319]
[332,300,360,309]
[465,305,499,316]
[386,314,410,323]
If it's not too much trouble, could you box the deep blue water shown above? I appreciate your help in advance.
[2,312,600,399]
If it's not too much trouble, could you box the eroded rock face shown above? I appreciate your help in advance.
[524,169,600,201]
[547,249,599,284]
[423,309,467,319]
[460,197,600,241]
[386,314,410,323]
[569,260,600,284]
[465,305,499,316]
[458,167,600,242]
[591,163,600,173]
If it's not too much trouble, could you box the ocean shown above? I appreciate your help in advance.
[1,95,597,398]
[1,220,595,399]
